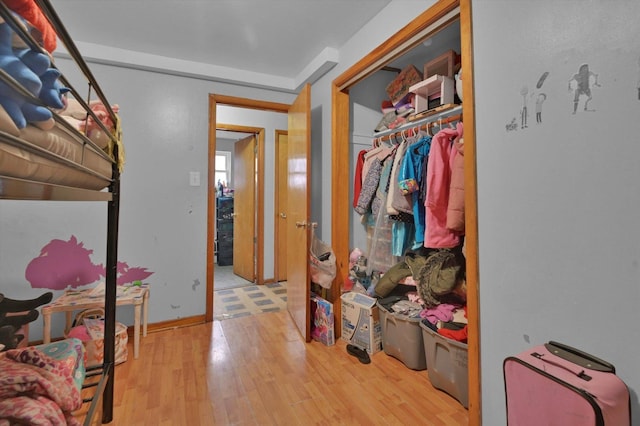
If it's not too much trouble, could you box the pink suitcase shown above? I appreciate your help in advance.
[503,341,630,425]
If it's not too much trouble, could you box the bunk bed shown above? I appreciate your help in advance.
[0,0,122,424]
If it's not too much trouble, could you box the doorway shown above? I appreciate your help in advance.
[214,128,260,291]
[206,94,291,322]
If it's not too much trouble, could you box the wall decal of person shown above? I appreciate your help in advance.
[569,63,600,114]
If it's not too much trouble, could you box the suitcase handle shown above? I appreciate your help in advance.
[546,341,615,373]
[530,351,593,382]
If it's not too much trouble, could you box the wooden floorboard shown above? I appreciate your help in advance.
[107,310,469,425]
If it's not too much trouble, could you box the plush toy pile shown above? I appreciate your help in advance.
[0,3,123,167]
[0,13,66,131]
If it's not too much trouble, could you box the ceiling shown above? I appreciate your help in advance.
[51,0,394,93]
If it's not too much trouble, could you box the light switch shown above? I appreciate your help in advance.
[189,171,200,186]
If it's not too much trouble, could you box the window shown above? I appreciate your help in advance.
[215,151,231,188]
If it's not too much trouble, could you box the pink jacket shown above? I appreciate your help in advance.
[447,123,465,232]
[424,122,463,248]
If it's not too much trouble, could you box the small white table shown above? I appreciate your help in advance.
[41,284,149,359]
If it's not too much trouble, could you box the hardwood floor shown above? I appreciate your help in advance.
[107,311,469,425]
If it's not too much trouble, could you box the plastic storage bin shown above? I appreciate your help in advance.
[420,321,469,408]
[377,301,427,370]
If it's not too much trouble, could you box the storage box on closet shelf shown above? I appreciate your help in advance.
[409,74,455,114]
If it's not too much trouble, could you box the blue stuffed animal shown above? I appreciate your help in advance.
[0,17,67,129]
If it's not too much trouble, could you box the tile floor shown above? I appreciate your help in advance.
[214,282,287,320]
[214,265,253,290]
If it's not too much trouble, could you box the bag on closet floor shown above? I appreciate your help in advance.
[309,229,336,289]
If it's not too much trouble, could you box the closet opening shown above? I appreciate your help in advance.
[330,0,480,423]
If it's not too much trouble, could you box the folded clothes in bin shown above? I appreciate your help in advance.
[377,299,426,370]
[420,320,469,408]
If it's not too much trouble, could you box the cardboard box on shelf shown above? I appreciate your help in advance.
[385,64,423,106]
[423,49,460,80]
[340,292,382,354]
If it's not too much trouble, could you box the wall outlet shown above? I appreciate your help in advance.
[189,171,200,186]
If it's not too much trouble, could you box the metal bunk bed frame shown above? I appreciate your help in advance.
[0,0,121,423]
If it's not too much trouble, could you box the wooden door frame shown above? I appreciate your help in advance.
[206,94,290,322]
[274,129,288,283]
[330,0,481,424]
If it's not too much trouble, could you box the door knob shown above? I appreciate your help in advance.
[280,212,287,218]
[295,221,307,228]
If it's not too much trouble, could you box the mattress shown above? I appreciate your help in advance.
[0,106,113,191]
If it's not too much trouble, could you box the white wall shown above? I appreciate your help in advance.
[0,59,293,339]
[472,0,640,423]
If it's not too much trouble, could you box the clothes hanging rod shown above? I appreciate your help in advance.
[374,108,463,145]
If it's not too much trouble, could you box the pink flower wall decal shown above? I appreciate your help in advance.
[25,235,154,290]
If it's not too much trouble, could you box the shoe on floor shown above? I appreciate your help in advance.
[347,344,371,364]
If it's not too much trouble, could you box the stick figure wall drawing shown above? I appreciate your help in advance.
[569,63,600,113]
[535,71,549,124]
[520,86,531,129]
[536,93,547,123]
[507,71,549,132]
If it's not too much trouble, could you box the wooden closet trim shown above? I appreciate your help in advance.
[334,0,459,90]
[331,0,481,424]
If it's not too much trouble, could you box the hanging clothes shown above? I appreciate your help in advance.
[424,122,463,249]
[389,136,417,216]
[447,123,465,232]
[352,149,367,209]
[354,156,384,215]
[371,148,396,219]
[398,134,432,246]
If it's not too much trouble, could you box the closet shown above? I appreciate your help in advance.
[331,0,480,423]
[0,0,122,423]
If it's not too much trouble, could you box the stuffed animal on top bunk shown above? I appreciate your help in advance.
[58,97,120,149]
[3,0,57,53]
[0,15,67,131]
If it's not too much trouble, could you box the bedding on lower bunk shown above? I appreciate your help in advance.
[0,338,86,426]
